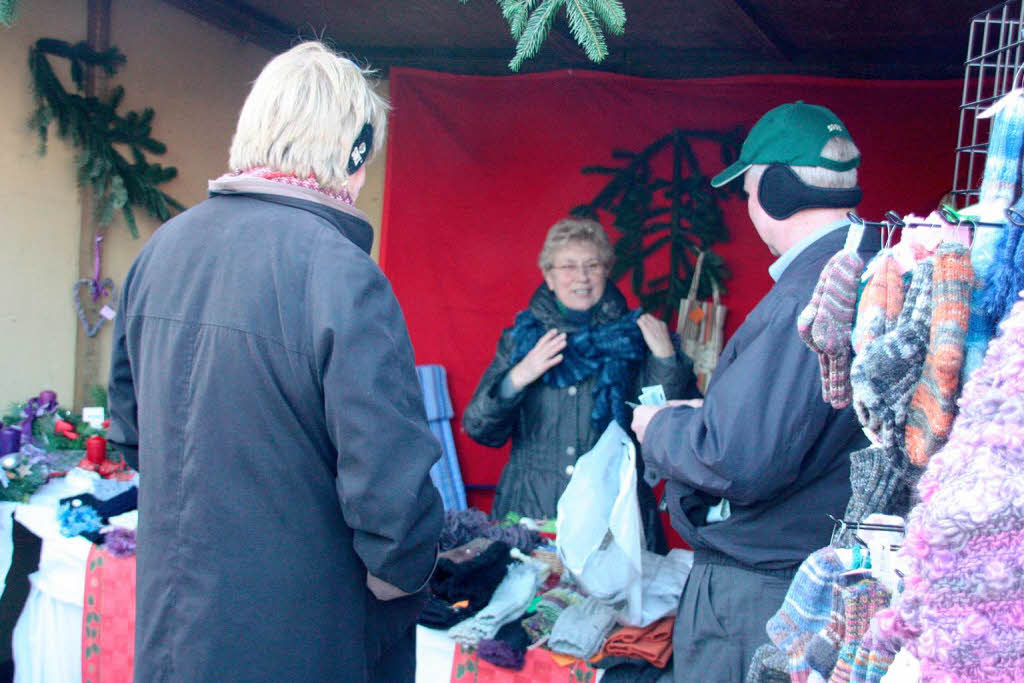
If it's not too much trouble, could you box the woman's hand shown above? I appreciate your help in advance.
[507,329,567,391]
[637,313,675,359]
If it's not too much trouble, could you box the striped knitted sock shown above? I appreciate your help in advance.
[905,243,973,465]
[848,628,896,683]
[766,548,846,679]
[799,269,834,403]
[830,580,891,683]
[811,250,864,408]
[805,583,845,677]
[852,254,905,355]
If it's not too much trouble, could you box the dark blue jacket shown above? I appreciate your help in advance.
[643,226,875,570]
[108,179,442,681]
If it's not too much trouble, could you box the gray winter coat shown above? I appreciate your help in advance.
[107,178,443,682]
[462,283,694,522]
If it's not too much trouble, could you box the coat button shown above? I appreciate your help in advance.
[565,464,575,476]
[566,446,576,456]
[567,386,577,396]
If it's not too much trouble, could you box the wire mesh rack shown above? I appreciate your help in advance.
[951,0,1024,208]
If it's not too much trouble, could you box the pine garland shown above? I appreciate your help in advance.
[461,0,626,71]
[572,128,745,321]
[28,38,184,237]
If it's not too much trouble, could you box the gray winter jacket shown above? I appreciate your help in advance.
[462,283,694,522]
[107,178,443,682]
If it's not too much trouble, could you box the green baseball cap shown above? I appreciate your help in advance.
[710,101,860,188]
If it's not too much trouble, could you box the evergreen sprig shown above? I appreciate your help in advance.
[461,0,626,71]
[572,128,745,321]
[28,38,184,237]
[0,0,19,27]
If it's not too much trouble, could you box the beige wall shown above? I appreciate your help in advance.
[0,0,389,411]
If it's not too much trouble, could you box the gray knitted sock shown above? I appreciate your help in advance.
[850,259,934,446]
[548,596,619,660]
[746,642,791,683]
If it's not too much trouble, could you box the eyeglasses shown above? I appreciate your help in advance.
[549,262,607,277]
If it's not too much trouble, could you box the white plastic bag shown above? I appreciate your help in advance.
[555,421,644,624]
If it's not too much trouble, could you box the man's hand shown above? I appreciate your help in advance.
[636,313,675,359]
[631,399,704,443]
[508,328,567,390]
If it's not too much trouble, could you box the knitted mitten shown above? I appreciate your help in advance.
[765,548,846,679]
[829,580,892,682]
[850,259,933,448]
[852,254,905,355]
[811,250,864,407]
[521,585,583,644]
[905,243,973,465]
[478,620,530,671]
[805,583,845,677]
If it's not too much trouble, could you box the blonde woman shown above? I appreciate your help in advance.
[108,42,442,681]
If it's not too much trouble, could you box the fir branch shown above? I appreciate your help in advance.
[509,0,562,71]
[28,38,183,238]
[461,0,626,70]
[565,0,607,64]
[499,0,539,39]
[0,0,19,27]
[589,0,625,35]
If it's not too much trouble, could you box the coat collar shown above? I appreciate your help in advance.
[208,176,374,255]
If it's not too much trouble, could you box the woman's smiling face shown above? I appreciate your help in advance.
[543,241,608,311]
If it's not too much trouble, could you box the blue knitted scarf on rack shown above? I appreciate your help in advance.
[509,306,645,432]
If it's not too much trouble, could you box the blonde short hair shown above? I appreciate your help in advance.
[538,217,614,271]
[229,41,390,193]
[750,136,860,190]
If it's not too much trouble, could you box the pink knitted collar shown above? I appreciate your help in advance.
[218,167,354,206]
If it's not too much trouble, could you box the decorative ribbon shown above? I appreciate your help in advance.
[91,234,111,302]
[18,390,58,447]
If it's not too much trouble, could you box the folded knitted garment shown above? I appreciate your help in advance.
[548,596,619,660]
[478,620,530,671]
[601,616,674,668]
[521,585,583,643]
[430,540,511,613]
[447,560,544,647]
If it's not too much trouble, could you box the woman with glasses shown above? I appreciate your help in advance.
[463,216,696,547]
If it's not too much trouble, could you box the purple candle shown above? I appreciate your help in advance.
[0,427,20,456]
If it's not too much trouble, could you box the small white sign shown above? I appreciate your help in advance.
[99,305,116,320]
[82,406,106,429]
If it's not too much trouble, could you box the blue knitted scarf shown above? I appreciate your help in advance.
[509,298,645,432]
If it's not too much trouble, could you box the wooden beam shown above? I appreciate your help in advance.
[160,0,297,53]
[73,0,112,412]
[718,0,790,61]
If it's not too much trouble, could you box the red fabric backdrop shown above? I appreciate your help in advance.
[381,68,961,514]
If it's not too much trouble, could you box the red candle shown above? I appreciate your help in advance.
[86,435,107,464]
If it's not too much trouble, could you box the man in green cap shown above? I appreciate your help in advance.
[630,102,876,681]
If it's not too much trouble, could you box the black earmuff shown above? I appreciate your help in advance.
[757,164,862,220]
[347,122,374,175]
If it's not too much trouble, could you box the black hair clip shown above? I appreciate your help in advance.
[347,122,374,174]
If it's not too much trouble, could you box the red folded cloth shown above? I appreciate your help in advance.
[601,616,675,669]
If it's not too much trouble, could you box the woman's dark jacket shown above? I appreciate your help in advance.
[106,178,443,682]
[462,283,695,528]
